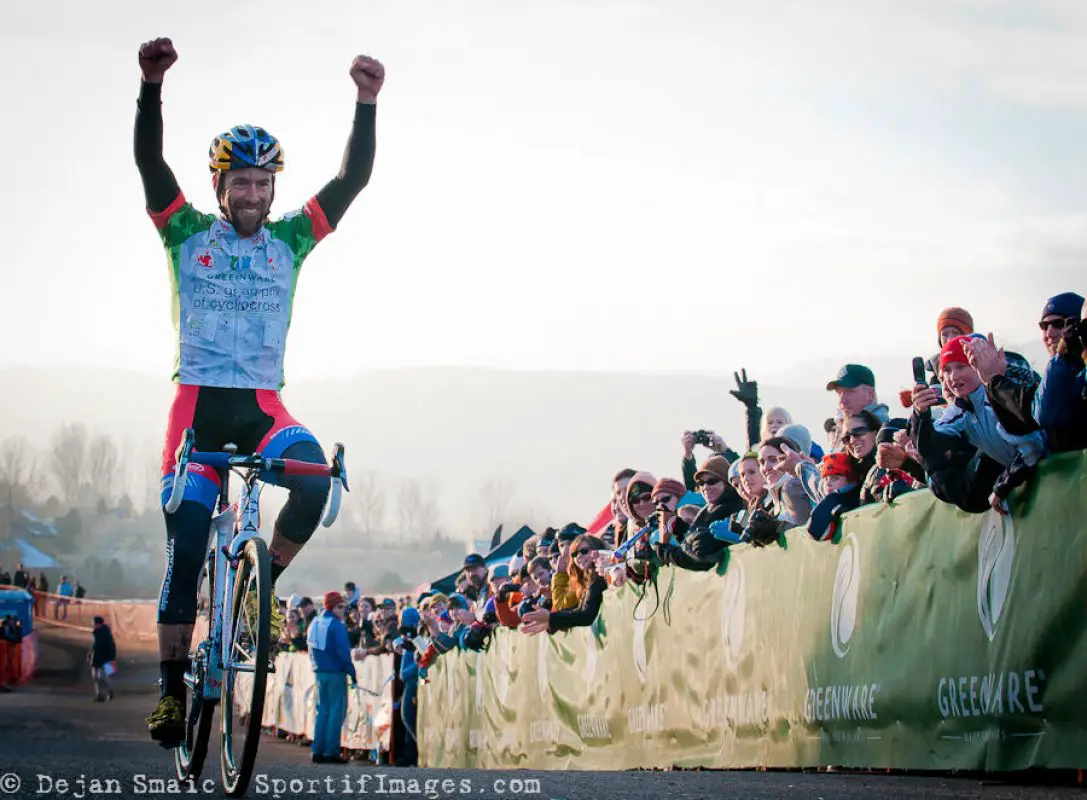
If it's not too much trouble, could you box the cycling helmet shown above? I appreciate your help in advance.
[208,124,284,173]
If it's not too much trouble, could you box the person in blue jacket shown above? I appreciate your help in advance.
[308,591,357,764]
[395,607,421,766]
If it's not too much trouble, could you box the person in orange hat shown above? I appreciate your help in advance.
[307,591,356,764]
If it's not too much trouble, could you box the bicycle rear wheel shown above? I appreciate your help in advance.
[220,537,270,797]
[174,695,215,781]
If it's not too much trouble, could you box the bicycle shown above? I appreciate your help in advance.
[163,427,349,796]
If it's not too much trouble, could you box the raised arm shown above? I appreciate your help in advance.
[134,37,182,214]
[314,56,385,229]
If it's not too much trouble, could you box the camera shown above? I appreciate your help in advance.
[692,430,713,446]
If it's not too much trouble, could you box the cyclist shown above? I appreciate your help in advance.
[135,36,384,746]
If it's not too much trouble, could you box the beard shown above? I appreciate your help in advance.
[223,194,272,237]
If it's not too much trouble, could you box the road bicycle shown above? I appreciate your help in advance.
[164,427,348,796]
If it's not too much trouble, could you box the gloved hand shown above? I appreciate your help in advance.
[708,519,743,545]
[729,369,758,408]
[743,509,781,548]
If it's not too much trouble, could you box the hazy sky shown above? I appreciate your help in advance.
[3,0,1086,387]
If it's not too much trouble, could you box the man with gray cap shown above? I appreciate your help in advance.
[826,364,890,441]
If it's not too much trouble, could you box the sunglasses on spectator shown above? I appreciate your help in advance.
[654,495,674,506]
[1039,317,1079,332]
[633,494,656,505]
[696,477,722,487]
[574,548,593,557]
[841,427,873,443]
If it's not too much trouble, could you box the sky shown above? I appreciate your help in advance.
[3,0,1087,388]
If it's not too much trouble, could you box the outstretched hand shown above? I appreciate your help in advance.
[138,37,178,83]
[350,55,385,103]
[730,369,758,408]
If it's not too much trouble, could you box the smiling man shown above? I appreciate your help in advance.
[134,35,384,747]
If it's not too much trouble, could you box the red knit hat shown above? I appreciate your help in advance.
[323,591,345,611]
[820,452,855,480]
[936,307,974,345]
[939,335,972,371]
[651,477,686,502]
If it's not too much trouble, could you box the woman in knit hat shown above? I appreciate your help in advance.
[936,307,974,348]
[656,456,744,571]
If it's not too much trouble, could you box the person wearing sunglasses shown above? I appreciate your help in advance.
[520,535,609,635]
[307,591,357,764]
[656,457,745,570]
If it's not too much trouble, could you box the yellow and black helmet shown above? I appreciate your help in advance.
[208,124,284,173]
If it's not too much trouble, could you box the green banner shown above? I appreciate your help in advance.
[419,452,1087,770]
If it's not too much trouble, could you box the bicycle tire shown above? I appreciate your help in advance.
[175,554,217,782]
[220,537,270,797]
[174,697,215,781]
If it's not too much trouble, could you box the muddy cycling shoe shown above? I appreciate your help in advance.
[243,582,285,643]
[146,695,185,748]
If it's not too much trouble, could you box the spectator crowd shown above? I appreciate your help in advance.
[306,291,1086,765]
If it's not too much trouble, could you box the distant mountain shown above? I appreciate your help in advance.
[0,338,1051,537]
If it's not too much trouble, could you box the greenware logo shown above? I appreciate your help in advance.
[978,510,1015,642]
[831,533,861,658]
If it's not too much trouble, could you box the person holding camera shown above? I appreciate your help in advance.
[910,335,1046,514]
[966,293,1085,454]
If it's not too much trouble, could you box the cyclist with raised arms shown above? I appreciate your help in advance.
[134,36,384,746]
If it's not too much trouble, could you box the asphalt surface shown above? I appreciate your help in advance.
[0,630,1082,800]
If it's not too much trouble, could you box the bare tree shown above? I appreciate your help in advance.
[0,437,45,506]
[86,434,121,507]
[353,470,386,541]
[397,478,439,542]
[477,477,515,535]
[50,422,89,505]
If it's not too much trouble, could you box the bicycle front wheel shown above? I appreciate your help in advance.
[220,537,271,797]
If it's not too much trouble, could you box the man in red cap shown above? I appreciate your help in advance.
[307,591,356,764]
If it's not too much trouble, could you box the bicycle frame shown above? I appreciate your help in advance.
[190,465,265,702]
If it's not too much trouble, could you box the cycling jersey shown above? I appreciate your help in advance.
[151,194,331,389]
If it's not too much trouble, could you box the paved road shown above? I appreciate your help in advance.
[1,630,1082,800]
[0,682,1082,800]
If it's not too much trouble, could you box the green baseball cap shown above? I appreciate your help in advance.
[826,364,876,391]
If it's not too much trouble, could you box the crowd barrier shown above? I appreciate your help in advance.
[236,651,394,753]
[418,451,1087,771]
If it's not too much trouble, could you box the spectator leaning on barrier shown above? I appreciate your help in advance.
[806,453,863,542]
[658,456,744,569]
[758,437,813,526]
[308,591,356,765]
[520,535,608,635]
[967,293,1085,454]
[910,335,1046,514]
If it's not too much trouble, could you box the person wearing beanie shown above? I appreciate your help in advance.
[936,307,975,348]
[623,471,659,535]
[675,491,706,525]
[307,590,356,764]
[656,456,745,572]
[1039,292,1084,358]
[909,335,1045,514]
[395,606,421,766]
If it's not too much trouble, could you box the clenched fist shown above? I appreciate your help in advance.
[350,55,385,103]
[139,37,178,83]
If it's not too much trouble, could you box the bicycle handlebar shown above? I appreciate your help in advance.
[164,428,350,527]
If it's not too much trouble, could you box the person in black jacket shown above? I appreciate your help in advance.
[88,616,117,702]
[520,536,609,635]
[659,457,745,569]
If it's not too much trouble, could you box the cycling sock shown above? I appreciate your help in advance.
[160,660,187,702]
[270,562,285,585]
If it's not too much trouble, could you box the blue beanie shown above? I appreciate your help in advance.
[677,491,706,509]
[1042,292,1084,321]
[400,607,420,627]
